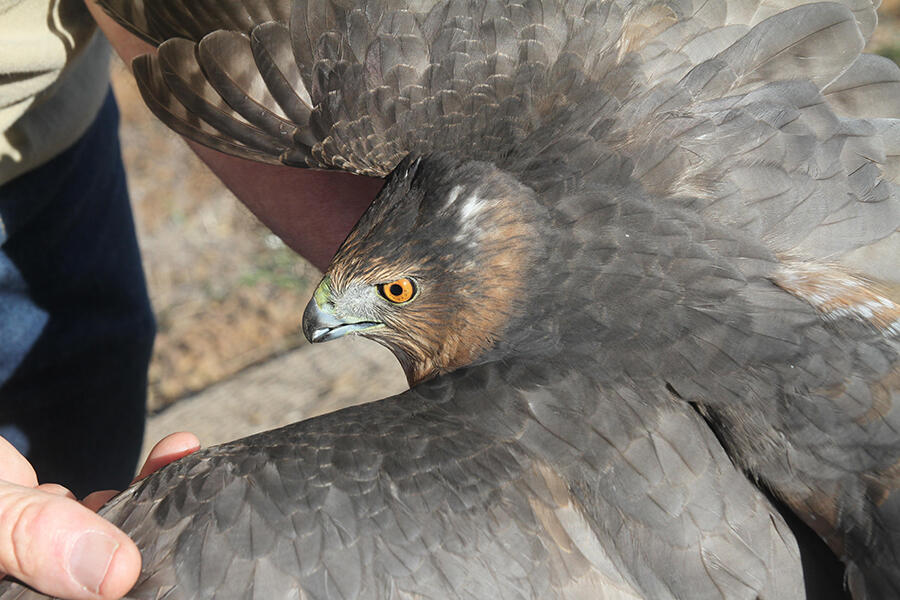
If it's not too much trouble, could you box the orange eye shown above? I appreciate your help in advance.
[378,278,416,303]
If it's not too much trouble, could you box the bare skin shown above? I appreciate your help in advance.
[84,1,385,272]
[0,433,201,600]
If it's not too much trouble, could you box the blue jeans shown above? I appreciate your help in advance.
[0,91,154,497]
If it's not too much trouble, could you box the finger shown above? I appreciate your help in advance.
[81,491,120,513]
[0,437,37,488]
[0,482,140,600]
[135,432,200,481]
[35,484,76,500]
[81,490,119,514]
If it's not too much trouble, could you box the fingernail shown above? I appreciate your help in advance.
[67,531,119,593]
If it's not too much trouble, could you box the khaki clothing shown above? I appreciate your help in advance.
[0,0,110,185]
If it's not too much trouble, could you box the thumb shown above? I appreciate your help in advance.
[0,482,140,599]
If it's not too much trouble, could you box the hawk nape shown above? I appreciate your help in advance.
[3,0,898,598]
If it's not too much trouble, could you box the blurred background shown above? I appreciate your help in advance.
[114,4,900,456]
[112,69,316,414]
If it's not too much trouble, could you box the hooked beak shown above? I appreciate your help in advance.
[301,278,382,343]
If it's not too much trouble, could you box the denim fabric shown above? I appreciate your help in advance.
[0,90,154,497]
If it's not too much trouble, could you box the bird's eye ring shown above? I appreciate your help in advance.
[378,278,417,303]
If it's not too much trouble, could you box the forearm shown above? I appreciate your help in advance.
[186,143,383,270]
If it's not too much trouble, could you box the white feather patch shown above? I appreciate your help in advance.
[443,185,463,211]
[459,192,486,221]
[452,191,490,247]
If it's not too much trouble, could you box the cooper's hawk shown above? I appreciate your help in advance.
[3,0,898,598]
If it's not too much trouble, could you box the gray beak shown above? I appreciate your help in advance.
[301,279,382,343]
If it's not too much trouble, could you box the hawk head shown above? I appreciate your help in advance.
[302,154,551,385]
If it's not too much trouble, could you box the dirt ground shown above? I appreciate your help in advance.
[140,336,407,460]
[115,6,900,424]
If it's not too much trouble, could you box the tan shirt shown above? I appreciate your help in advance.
[0,0,110,185]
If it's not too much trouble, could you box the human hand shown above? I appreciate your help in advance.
[0,432,200,599]
[84,1,384,272]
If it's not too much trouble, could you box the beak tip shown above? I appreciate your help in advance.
[308,328,328,343]
[301,299,322,343]
[302,289,381,343]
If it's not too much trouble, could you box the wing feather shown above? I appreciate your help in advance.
[157,38,298,160]
[198,31,299,139]
[133,54,289,164]
[96,0,896,269]
[824,54,900,120]
[98,0,292,45]
[0,365,809,599]
[250,22,316,135]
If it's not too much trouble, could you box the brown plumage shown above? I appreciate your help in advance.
[323,157,544,384]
